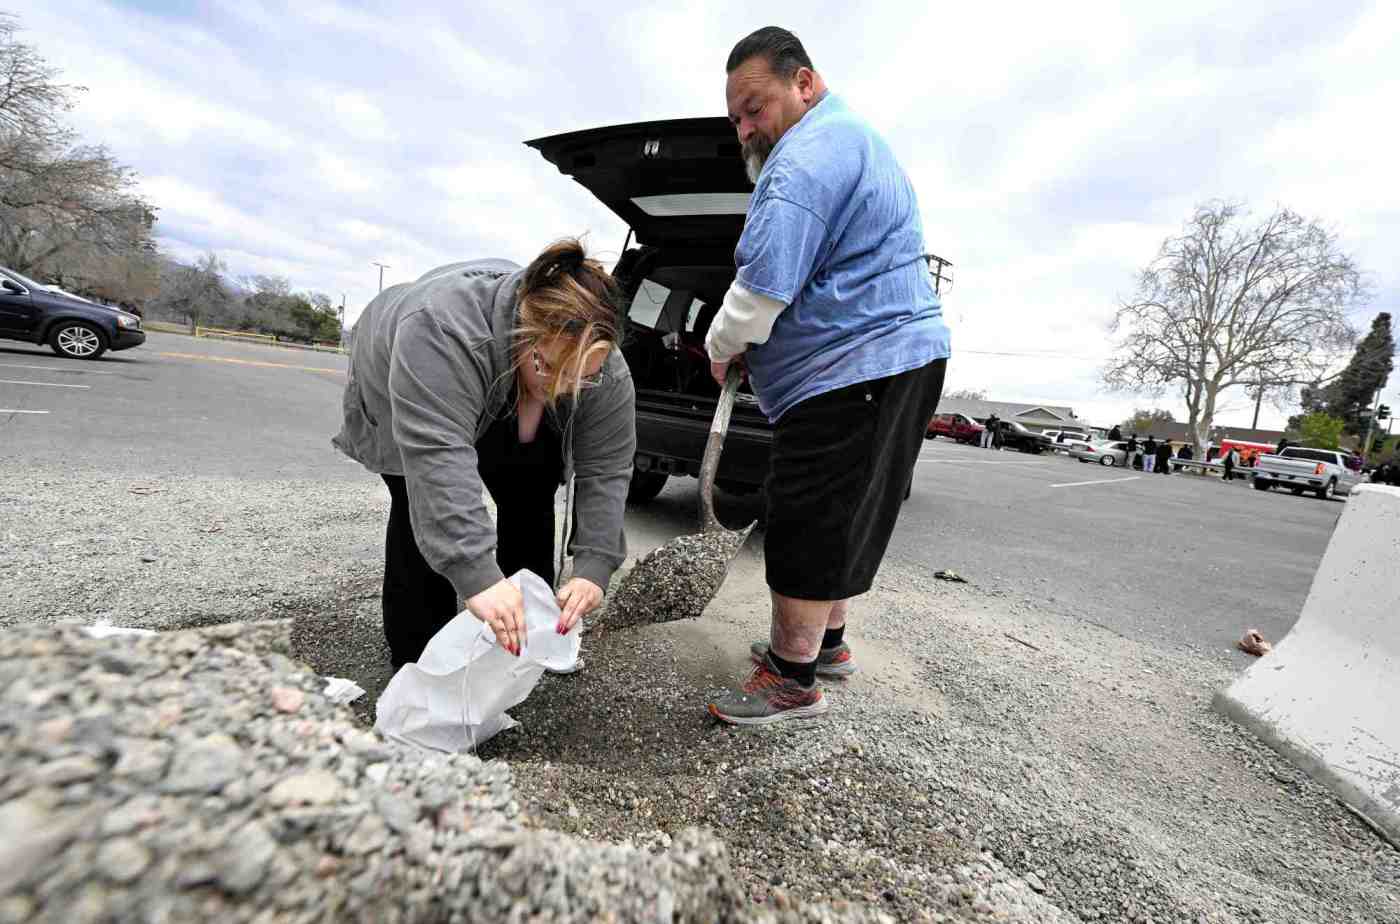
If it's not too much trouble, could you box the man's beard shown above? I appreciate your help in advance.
[742,135,773,183]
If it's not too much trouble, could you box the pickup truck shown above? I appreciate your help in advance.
[926,412,984,443]
[1252,447,1363,499]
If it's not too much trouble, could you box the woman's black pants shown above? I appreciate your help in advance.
[380,415,563,668]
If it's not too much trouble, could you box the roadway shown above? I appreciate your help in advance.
[1,332,1341,657]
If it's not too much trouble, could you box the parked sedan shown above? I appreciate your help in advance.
[0,265,145,360]
[1043,428,1093,453]
[1070,440,1128,466]
[993,420,1051,454]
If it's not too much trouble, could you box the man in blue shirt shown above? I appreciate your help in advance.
[705,27,952,725]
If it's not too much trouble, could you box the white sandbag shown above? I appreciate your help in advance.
[374,570,579,753]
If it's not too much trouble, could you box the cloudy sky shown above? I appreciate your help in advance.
[14,0,1399,431]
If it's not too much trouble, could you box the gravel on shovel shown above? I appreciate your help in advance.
[596,528,752,631]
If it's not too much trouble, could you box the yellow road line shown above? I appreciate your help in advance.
[156,351,345,375]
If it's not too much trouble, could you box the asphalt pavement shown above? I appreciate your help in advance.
[626,439,1343,661]
[0,332,350,479]
[1,331,1341,659]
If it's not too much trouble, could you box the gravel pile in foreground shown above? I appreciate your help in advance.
[0,619,1024,923]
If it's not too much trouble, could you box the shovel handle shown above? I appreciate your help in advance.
[699,365,743,533]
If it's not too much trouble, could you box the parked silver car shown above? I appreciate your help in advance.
[1043,429,1093,453]
[1070,439,1127,466]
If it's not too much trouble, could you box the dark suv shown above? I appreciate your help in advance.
[0,265,146,360]
[528,118,950,503]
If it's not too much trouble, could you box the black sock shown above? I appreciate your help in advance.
[768,651,817,687]
[822,625,845,650]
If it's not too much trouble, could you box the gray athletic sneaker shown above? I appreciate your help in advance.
[708,656,829,726]
[749,640,858,678]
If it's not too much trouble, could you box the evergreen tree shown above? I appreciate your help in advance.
[1289,313,1393,434]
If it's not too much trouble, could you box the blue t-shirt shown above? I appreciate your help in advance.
[736,93,951,422]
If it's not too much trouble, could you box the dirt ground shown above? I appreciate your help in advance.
[5,471,1397,921]
[293,530,1400,923]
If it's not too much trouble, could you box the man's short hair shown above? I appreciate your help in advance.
[725,26,814,80]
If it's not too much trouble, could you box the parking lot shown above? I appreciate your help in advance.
[628,433,1341,661]
[0,332,350,479]
[1,331,1339,657]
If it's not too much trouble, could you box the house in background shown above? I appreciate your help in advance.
[937,398,1087,433]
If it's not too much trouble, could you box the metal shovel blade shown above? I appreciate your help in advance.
[597,367,756,631]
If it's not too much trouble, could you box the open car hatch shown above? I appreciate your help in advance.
[526,117,752,247]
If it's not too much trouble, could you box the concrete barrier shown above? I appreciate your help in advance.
[1213,483,1400,846]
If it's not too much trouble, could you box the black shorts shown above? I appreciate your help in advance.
[765,358,947,600]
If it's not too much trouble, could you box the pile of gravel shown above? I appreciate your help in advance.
[0,619,964,923]
[600,526,754,631]
[0,621,735,922]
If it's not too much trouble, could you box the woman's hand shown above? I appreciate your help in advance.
[556,577,604,634]
[466,579,526,656]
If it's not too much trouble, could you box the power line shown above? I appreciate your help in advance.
[960,349,1104,361]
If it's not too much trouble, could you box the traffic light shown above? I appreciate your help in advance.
[1379,404,1392,422]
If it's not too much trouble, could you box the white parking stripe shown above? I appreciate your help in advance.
[0,408,49,414]
[0,362,116,375]
[0,378,90,389]
[919,457,1046,465]
[1051,476,1142,488]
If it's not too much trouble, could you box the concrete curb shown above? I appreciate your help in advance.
[1213,483,1400,847]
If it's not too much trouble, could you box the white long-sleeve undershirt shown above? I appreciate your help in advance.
[703,280,787,363]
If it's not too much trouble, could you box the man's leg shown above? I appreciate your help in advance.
[1145,454,1154,473]
[751,597,857,677]
[381,474,460,669]
[714,359,945,725]
[767,592,832,672]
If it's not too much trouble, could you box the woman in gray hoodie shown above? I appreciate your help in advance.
[333,240,636,667]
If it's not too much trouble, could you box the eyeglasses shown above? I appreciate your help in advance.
[533,349,604,389]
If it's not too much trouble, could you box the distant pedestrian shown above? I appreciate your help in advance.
[1143,435,1158,473]
[1275,437,1290,454]
[1127,434,1140,470]
[1108,424,1122,442]
[1222,447,1238,482]
[1177,443,1194,461]
[1156,440,1172,474]
[982,414,1000,449]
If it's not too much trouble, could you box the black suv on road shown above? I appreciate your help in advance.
[528,118,950,503]
[0,265,146,360]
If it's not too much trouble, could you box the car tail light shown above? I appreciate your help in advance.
[1086,446,1095,452]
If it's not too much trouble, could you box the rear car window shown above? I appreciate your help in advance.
[1279,448,1338,464]
[626,279,715,333]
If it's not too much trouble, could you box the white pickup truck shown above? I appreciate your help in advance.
[1252,446,1363,499]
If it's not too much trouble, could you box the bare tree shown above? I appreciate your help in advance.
[1103,202,1365,455]
[0,14,156,277]
[0,142,156,273]
[0,12,83,168]
[148,253,231,330]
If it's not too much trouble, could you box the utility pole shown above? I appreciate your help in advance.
[338,293,346,351]
[371,261,390,294]
[1251,380,1264,430]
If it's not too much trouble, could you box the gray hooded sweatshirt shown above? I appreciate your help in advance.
[332,259,636,601]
